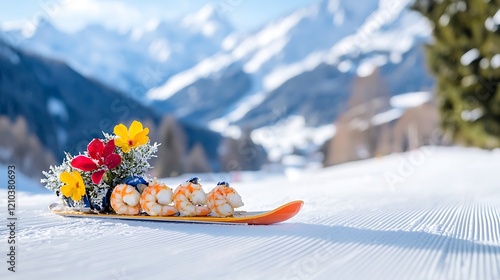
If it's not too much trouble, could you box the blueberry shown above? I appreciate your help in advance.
[122,176,148,187]
[187,177,200,185]
[121,176,149,193]
[63,195,90,208]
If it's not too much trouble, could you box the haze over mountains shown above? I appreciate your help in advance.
[1,4,233,94]
[0,0,436,176]
[0,38,231,177]
[148,0,434,131]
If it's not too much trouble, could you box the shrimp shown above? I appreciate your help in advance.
[172,177,210,216]
[110,184,141,215]
[140,182,177,216]
[207,182,244,217]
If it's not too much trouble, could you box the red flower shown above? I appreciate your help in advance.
[71,139,121,184]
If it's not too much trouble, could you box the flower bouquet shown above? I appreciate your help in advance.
[42,119,246,218]
[41,120,159,213]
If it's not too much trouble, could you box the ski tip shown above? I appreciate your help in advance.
[243,200,304,225]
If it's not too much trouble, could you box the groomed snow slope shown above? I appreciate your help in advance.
[1,147,500,279]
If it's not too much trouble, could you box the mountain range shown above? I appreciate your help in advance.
[1,4,233,95]
[147,0,435,132]
[0,0,437,174]
[0,39,229,177]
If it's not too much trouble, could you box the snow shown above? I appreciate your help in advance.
[337,59,353,72]
[182,4,218,27]
[165,5,320,104]
[232,8,310,60]
[130,19,160,41]
[181,3,229,38]
[251,116,335,162]
[221,33,240,50]
[213,91,268,126]
[147,53,234,100]
[263,52,326,91]
[47,97,69,121]
[47,97,68,145]
[243,37,288,73]
[244,0,429,115]
[0,21,25,31]
[1,4,234,95]
[1,147,500,279]
[390,91,431,109]
[372,108,404,125]
[213,124,242,139]
[368,91,432,126]
[146,0,389,120]
[148,38,171,62]
[356,55,388,77]
[141,0,431,132]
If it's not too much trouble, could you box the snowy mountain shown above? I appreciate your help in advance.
[148,0,379,97]
[0,39,231,177]
[0,4,234,95]
[1,0,434,134]
[1,0,437,170]
[147,0,434,132]
[0,38,158,160]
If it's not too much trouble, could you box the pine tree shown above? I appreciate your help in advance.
[0,116,56,178]
[219,128,267,172]
[185,143,212,173]
[413,0,500,148]
[154,116,187,177]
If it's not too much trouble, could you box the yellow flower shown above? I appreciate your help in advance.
[60,171,86,201]
[113,120,150,153]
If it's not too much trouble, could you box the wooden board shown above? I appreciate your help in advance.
[49,200,304,225]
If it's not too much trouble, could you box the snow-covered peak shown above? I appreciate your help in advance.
[231,7,311,60]
[181,3,233,39]
[0,17,59,40]
[78,23,115,35]
[148,0,427,125]
[26,18,62,37]
[76,23,130,42]
[229,0,381,71]
[159,0,379,89]
[325,0,372,15]
[260,0,430,93]
[183,3,219,24]
[0,3,236,95]
[0,21,25,32]
[130,19,162,41]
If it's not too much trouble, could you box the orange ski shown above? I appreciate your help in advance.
[49,200,304,225]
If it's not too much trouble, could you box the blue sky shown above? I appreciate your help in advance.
[0,0,316,32]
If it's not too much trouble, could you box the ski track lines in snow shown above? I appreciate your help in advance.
[1,147,500,279]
